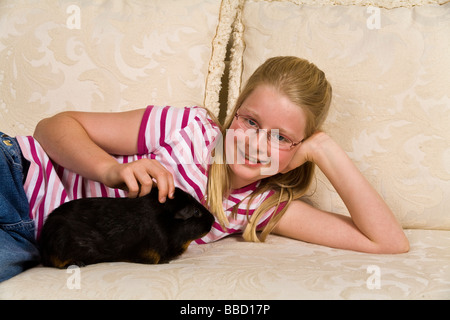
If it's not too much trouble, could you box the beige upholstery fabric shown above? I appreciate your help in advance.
[0,230,449,299]
[0,0,231,136]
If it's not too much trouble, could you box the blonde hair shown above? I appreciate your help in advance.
[207,56,332,242]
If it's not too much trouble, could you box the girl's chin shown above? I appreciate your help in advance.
[228,162,269,188]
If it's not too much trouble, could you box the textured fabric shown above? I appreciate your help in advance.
[0,0,228,137]
[0,229,449,299]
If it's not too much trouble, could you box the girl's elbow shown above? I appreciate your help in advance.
[377,235,410,254]
[33,112,73,141]
[33,117,50,141]
[390,240,410,254]
[392,229,410,254]
[396,237,410,253]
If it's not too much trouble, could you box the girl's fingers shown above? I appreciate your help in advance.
[110,159,175,201]
[148,166,175,203]
[134,165,154,198]
[122,170,141,198]
[132,159,175,202]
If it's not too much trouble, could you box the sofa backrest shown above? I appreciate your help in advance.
[1,0,449,230]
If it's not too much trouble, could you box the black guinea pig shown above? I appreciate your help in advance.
[39,187,214,268]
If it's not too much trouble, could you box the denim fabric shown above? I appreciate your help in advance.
[0,132,40,282]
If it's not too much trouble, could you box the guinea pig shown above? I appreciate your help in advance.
[39,187,214,268]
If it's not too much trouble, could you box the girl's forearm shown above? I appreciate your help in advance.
[310,134,409,252]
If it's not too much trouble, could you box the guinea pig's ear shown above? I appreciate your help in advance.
[174,207,200,220]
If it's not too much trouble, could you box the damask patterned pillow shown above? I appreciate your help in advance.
[0,0,235,135]
[228,0,450,229]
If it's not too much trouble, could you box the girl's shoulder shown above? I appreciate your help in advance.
[139,105,221,153]
[144,105,219,129]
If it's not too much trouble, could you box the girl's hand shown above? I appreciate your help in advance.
[281,131,336,173]
[102,158,175,202]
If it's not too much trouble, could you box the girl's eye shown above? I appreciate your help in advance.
[271,132,288,143]
[245,118,258,128]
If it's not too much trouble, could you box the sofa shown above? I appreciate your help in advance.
[0,0,449,299]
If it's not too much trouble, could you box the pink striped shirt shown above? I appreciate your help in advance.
[17,105,284,243]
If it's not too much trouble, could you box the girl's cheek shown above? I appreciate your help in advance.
[275,151,295,173]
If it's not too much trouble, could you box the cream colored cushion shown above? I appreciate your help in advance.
[228,0,450,229]
[0,0,236,136]
[1,230,449,299]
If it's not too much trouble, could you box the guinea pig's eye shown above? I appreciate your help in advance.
[194,208,201,217]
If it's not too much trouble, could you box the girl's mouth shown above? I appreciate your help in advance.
[238,147,271,165]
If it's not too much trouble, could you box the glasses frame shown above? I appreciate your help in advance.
[234,113,304,150]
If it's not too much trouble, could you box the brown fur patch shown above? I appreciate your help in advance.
[140,249,161,264]
[181,241,192,253]
[50,255,71,269]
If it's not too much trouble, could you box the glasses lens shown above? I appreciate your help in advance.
[237,115,257,130]
[235,115,293,150]
[268,133,292,150]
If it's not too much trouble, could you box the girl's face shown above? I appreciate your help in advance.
[226,85,307,189]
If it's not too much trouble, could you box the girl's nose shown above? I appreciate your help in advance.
[257,129,269,152]
[246,129,269,156]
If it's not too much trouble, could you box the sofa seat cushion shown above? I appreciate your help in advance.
[0,229,448,299]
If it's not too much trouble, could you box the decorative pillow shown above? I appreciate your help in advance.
[0,0,235,136]
[229,0,450,229]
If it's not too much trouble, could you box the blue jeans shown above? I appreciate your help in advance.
[0,132,40,282]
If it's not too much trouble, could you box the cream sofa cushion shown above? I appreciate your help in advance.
[1,230,449,299]
[228,0,450,229]
[0,0,237,136]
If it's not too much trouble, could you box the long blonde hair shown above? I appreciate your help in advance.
[207,56,332,242]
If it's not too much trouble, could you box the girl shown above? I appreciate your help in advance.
[0,56,409,282]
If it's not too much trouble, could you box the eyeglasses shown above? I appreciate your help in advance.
[234,113,304,150]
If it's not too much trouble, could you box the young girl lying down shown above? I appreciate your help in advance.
[0,56,409,282]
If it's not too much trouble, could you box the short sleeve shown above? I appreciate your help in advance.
[137,105,195,155]
[137,105,221,168]
[256,200,288,231]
